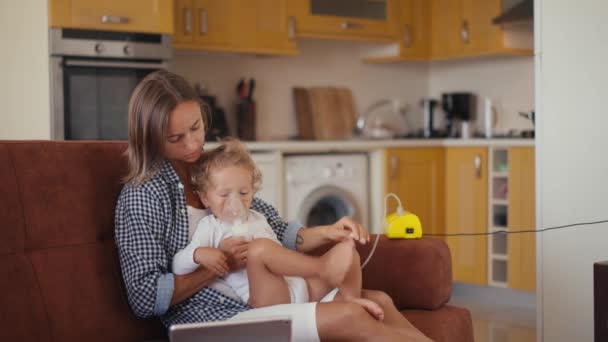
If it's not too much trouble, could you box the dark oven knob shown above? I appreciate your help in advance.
[94,43,104,54]
[123,45,132,55]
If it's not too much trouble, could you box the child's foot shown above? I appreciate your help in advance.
[320,241,354,287]
[345,297,385,321]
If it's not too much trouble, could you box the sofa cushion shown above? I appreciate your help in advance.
[402,305,474,342]
[0,255,51,341]
[0,144,26,255]
[10,141,127,250]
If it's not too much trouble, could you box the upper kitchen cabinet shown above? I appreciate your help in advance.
[431,0,533,59]
[174,0,297,55]
[288,0,400,42]
[174,0,233,49]
[48,0,173,34]
[384,148,445,236]
[445,147,488,286]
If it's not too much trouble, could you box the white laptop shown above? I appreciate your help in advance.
[169,316,292,342]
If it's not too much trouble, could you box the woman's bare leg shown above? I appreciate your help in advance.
[361,289,433,342]
[247,238,352,307]
[316,301,405,342]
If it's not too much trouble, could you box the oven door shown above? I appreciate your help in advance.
[51,57,164,140]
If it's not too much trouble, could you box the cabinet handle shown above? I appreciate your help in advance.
[184,8,192,34]
[474,154,481,179]
[390,155,399,180]
[288,16,296,40]
[461,20,470,44]
[101,15,129,24]
[341,21,363,30]
[199,9,208,35]
[404,24,412,48]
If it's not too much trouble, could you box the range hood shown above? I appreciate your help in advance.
[492,0,533,24]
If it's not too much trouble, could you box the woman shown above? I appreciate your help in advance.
[114,70,431,342]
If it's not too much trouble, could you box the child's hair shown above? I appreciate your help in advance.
[190,138,262,194]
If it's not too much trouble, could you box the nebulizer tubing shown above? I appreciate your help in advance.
[360,193,404,269]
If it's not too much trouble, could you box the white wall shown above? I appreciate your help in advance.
[0,0,51,139]
[172,39,535,140]
[537,0,608,341]
[429,56,535,134]
[171,39,431,141]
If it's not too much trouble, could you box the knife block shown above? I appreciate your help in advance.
[236,100,256,141]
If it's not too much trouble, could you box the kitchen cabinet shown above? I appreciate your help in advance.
[288,0,400,42]
[507,147,536,292]
[384,148,445,236]
[431,0,533,59]
[48,0,173,34]
[445,147,488,285]
[174,0,297,55]
[397,0,432,60]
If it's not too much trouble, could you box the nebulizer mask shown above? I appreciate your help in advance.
[222,192,251,241]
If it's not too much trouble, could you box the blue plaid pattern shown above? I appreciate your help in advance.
[114,159,294,327]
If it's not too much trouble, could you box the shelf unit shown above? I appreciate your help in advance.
[488,147,509,287]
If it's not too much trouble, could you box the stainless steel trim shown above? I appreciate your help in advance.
[475,155,482,178]
[64,59,166,69]
[288,16,296,40]
[50,57,65,140]
[404,24,412,48]
[184,8,192,34]
[341,21,363,30]
[199,9,208,35]
[49,28,172,60]
[101,15,130,24]
[390,155,398,179]
[461,20,470,44]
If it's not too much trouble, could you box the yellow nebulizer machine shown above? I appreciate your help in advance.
[383,193,422,239]
[360,192,422,269]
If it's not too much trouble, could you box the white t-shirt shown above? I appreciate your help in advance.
[172,207,280,303]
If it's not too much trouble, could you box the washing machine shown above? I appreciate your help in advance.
[285,154,369,228]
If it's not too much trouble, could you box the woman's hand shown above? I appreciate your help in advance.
[325,216,370,245]
[219,237,249,271]
[194,247,229,276]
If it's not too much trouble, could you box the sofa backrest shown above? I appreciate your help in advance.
[0,141,165,342]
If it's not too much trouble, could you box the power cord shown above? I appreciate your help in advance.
[423,219,608,237]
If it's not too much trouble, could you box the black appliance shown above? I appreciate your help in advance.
[201,95,229,141]
[441,92,476,138]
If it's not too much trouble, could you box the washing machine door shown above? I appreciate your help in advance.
[298,186,361,227]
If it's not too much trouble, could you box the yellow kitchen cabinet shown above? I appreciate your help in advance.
[288,0,400,42]
[384,148,445,237]
[431,0,532,59]
[445,147,488,285]
[397,0,432,60]
[174,0,297,55]
[507,147,536,292]
[49,0,173,34]
[174,0,233,49]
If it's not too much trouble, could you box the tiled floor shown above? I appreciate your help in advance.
[449,283,536,342]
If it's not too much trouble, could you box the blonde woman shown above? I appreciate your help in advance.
[114,70,431,342]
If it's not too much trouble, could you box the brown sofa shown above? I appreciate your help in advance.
[0,141,473,342]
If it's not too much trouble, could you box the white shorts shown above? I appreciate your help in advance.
[230,288,339,342]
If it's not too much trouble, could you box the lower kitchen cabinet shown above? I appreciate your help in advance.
[507,147,536,292]
[445,147,488,285]
[384,148,445,237]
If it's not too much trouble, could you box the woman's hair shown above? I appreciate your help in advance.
[123,70,209,185]
[190,138,262,194]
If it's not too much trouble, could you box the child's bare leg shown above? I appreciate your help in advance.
[247,238,352,308]
[308,241,385,320]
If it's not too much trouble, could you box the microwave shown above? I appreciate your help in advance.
[49,28,172,140]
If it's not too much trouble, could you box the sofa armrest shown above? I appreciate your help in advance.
[357,235,452,310]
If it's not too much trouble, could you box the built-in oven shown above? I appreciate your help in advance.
[49,28,172,140]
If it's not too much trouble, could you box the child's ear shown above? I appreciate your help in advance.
[199,192,210,207]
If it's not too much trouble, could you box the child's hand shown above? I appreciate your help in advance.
[194,247,229,276]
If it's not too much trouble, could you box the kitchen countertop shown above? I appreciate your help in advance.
[207,138,535,153]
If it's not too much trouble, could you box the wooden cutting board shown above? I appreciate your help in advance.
[306,87,357,140]
[293,87,315,140]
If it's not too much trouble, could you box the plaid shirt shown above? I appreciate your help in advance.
[114,159,301,327]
